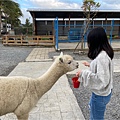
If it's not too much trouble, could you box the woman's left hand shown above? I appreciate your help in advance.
[76,70,82,77]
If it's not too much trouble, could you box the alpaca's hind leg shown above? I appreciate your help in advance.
[16,114,29,120]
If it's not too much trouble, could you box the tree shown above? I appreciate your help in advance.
[74,0,100,52]
[0,0,23,36]
[6,1,23,27]
[82,0,100,48]
[14,18,32,35]
[23,18,32,35]
[82,0,100,33]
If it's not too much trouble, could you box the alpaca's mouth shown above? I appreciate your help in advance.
[76,65,79,68]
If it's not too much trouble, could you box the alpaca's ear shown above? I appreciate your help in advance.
[59,52,64,63]
[60,52,63,56]
[59,57,64,63]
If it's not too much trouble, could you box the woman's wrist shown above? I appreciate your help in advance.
[76,70,82,77]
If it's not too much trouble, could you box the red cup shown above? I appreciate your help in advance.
[72,76,80,88]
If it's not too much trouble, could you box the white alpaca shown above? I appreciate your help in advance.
[0,52,79,120]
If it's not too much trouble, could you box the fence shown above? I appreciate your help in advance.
[54,19,120,50]
[2,35,55,46]
[2,20,120,49]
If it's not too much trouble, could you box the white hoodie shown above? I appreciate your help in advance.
[79,51,113,96]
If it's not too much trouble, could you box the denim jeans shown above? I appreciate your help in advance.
[89,92,112,120]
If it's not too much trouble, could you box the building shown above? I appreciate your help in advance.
[1,12,11,34]
[27,9,120,37]
[1,23,11,34]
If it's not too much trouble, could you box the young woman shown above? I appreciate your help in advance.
[76,27,114,120]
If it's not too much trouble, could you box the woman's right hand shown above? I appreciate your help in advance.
[83,61,90,67]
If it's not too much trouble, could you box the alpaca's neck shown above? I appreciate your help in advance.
[34,62,65,98]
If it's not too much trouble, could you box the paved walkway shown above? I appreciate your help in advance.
[1,46,120,120]
[58,42,120,50]
[26,48,54,62]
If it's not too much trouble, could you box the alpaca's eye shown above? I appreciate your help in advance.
[68,61,71,64]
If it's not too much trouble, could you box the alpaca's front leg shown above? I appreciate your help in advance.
[16,114,29,120]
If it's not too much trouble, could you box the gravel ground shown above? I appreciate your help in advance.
[0,43,33,76]
[0,43,120,120]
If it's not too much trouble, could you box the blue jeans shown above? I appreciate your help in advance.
[89,92,112,120]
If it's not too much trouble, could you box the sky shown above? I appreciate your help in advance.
[13,0,120,24]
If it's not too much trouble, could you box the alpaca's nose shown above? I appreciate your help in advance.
[76,62,79,68]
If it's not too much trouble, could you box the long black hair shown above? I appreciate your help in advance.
[87,27,114,60]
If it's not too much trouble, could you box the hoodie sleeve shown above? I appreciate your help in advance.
[79,55,110,91]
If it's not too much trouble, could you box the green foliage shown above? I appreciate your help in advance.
[14,18,33,35]
[24,18,32,27]
[23,18,33,35]
[0,0,23,33]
